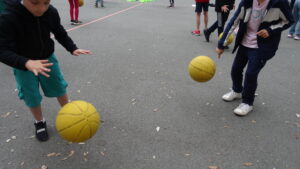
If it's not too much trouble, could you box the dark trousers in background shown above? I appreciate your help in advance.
[206,12,230,35]
[231,46,267,105]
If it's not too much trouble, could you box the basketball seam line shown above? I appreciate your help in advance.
[58,118,85,132]
[57,111,97,117]
[193,59,215,71]
[75,123,90,142]
[190,64,214,76]
[73,101,85,113]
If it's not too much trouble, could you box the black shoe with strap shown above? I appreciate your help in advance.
[204,29,210,42]
[34,121,49,142]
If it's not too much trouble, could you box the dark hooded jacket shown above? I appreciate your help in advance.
[215,0,235,12]
[0,0,78,70]
[218,0,294,60]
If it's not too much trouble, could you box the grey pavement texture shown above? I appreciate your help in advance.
[0,0,300,169]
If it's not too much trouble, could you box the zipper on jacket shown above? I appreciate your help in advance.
[37,18,44,58]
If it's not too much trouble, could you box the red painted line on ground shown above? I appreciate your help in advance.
[66,3,143,32]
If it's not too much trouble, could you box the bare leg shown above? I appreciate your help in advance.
[204,11,208,29]
[57,93,69,107]
[30,105,43,121]
[196,12,201,30]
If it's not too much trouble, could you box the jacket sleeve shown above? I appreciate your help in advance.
[51,7,78,54]
[228,0,235,10]
[218,0,243,49]
[266,0,294,36]
[0,16,29,70]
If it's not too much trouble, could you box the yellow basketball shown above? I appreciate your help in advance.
[218,32,234,46]
[79,0,84,7]
[188,56,216,82]
[56,100,100,143]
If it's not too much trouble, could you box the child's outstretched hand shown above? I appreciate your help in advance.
[25,60,53,77]
[72,49,92,56]
[216,47,224,59]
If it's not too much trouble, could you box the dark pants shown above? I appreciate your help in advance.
[231,46,267,105]
[207,12,230,35]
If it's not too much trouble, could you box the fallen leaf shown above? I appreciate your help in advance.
[208,166,218,169]
[1,112,11,118]
[47,153,57,157]
[244,162,253,166]
[41,165,47,169]
[251,120,256,123]
[20,161,24,166]
[11,136,16,140]
[153,108,158,112]
[62,150,75,160]
[100,152,105,156]
[27,135,35,139]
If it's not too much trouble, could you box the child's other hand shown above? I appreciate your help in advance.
[25,60,53,77]
[72,49,92,56]
[216,47,224,59]
[257,29,269,38]
[221,5,229,12]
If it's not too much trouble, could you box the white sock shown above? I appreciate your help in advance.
[35,118,45,123]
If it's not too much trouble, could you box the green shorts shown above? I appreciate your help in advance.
[13,54,68,108]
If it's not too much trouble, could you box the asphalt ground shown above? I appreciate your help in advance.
[0,0,300,168]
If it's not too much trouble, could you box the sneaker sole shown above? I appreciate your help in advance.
[233,109,252,116]
[191,33,200,36]
[222,97,242,102]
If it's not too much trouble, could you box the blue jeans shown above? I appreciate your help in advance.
[289,0,300,36]
[231,46,267,105]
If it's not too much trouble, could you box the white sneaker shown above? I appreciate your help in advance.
[222,90,242,101]
[287,34,294,38]
[233,103,253,116]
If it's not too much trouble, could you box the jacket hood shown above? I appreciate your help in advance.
[5,0,51,20]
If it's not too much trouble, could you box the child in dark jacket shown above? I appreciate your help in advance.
[204,0,235,42]
[0,0,91,141]
[216,0,293,116]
